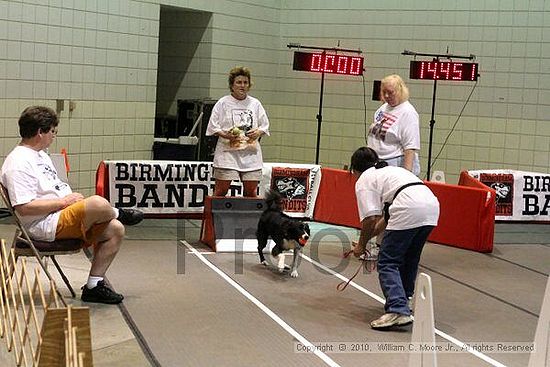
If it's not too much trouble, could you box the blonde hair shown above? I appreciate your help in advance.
[380,74,409,104]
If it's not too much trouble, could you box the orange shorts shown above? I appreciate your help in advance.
[56,200,109,246]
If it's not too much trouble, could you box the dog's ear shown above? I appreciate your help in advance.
[282,219,302,238]
[265,189,283,210]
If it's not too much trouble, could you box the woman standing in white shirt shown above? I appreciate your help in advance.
[368,74,420,176]
[206,67,270,197]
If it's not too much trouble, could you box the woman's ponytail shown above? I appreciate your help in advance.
[374,160,388,169]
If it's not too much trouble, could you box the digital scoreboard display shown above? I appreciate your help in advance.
[409,60,479,81]
[293,51,364,76]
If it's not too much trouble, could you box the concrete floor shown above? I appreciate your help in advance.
[0,217,548,366]
[0,217,151,367]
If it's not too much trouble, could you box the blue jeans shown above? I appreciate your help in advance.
[377,226,435,315]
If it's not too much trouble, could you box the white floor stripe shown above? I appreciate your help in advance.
[180,241,341,367]
[300,253,508,367]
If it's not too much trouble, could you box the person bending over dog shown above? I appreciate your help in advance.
[1,106,143,304]
[349,147,439,329]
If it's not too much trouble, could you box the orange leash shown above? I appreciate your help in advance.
[337,249,377,291]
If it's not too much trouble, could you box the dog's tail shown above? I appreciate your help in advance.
[264,189,283,211]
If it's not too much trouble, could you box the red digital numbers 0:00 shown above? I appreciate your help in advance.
[409,60,478,81]
[293,51,364,76]
[309,54,363,75]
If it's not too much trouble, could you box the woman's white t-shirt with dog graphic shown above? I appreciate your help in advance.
[1,145,72,241]
[355,166,439,230]
[206,94,270,172]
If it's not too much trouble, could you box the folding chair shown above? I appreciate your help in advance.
[0,183,83,301]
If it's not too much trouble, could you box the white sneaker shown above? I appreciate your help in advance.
[370,313,413,329]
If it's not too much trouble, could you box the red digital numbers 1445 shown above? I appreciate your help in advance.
[409,60,478,81]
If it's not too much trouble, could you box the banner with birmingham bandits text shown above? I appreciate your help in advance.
[105,160,321,218]
[468,169,550,221]
[108,160,214,214]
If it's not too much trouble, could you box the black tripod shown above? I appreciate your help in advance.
[288,43,363,165]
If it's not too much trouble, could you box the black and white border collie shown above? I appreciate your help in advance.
[256,190,310,277]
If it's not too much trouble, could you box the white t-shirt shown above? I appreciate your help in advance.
[368,100,420,168]
[206,94,270,172]
[1,145,72,241]
[355,166,439,230]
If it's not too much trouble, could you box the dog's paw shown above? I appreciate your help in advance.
[260,260,268,266]
[278,267,285,273]
[276,254,286,271]
[290,270,299,278]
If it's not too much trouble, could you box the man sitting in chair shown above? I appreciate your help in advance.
[0,106,143,304]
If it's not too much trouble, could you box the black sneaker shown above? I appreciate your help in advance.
[117,208,144,226]
[81,280,124,304]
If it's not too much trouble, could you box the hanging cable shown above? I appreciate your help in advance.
[362,73,368,144]
[426,80,478,180]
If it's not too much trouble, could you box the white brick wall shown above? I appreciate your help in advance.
[1,0,548,194]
